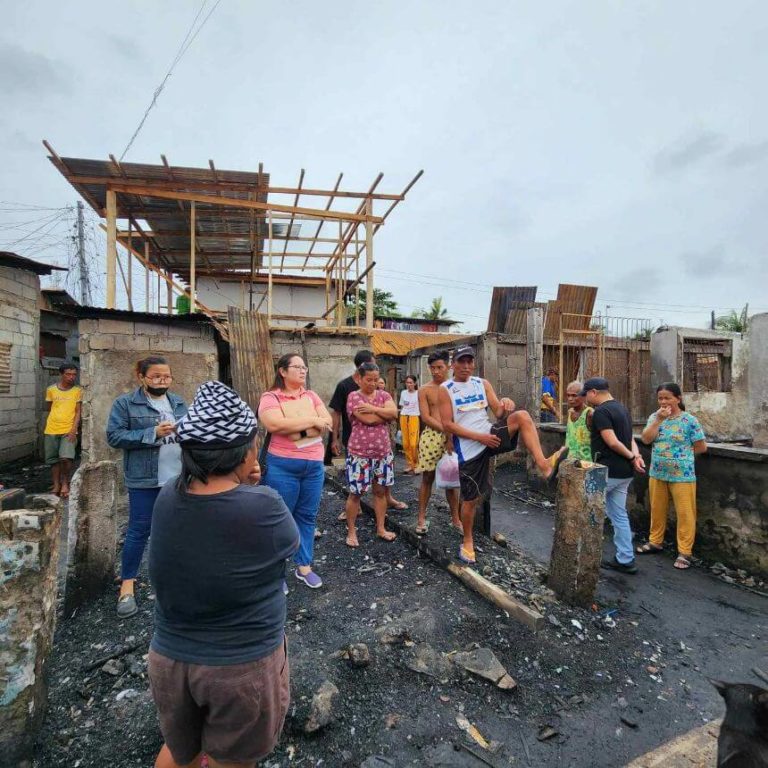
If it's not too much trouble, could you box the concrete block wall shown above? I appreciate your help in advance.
[0,494,62,765]
[77,317,219,464]
[0,265,41,462]
[496,337,529,410]
[270,330,371,404]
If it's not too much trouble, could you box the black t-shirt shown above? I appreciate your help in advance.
[149,482,299,665]
[329,375,359,447]
[590,399,634,479]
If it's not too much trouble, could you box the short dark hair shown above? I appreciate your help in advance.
[272,352,304,391]
[656,382,686,411]
[135,356,169,377]
[354,349,375,368]
[427,350,449,365]
[59,362,78,374]
[178,439,253,489]
[357,361,380,377]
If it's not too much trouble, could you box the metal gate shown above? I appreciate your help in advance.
[547,313,653,423]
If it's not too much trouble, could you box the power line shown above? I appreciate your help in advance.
[119,0,223,161]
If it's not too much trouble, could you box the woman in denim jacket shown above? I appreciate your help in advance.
[106,356,187,618]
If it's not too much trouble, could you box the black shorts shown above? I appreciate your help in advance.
[458,419,519,502]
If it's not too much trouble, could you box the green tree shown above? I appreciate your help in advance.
[412,296,451,321]
[715,303,749,333]
[345,288,399,319]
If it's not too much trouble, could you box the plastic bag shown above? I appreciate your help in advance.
[395,429,403,446]
[435,452,460,489]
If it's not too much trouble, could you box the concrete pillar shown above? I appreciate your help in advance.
[548,461,608,607]
[64,461,119,613]
[526,307,543,420]
[0,495,62,766]
[748,313,768,449]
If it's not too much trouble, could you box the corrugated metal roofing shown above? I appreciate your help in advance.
[371,329,471,357]
[0,251,67,275]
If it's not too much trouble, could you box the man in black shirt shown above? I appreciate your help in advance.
[582,377,645,574]
[328,349,407,510]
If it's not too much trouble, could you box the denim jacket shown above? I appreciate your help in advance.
[106,388,187,489]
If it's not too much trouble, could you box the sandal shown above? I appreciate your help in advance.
[674,555,691,570]
[376,531,397,542]
[387,500,409,511]
[546,447,569,485]
[345,535,359,548]
[415,522,429,536]
[636,542,664,555]
[458,545,476,565]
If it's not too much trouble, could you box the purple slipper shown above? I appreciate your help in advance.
[295,569,323,589]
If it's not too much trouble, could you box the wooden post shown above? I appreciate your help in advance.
[267,211,273,324]
[127,219,132,305]
[548,461,608,607]
[365,200,373,330]
[157,270,161,313]
[189,201,196,313]
[166,270,173,314]
[526,307,544,420]
[105,189,117,309]
[144,242,150,312]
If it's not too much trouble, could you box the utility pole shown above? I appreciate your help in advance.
[76,200,91,305]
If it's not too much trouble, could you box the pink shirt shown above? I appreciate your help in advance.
[258,388,325,461]
[346,390,393,459]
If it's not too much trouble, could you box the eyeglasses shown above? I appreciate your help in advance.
[144,376,173,383]
[287,365,309,372]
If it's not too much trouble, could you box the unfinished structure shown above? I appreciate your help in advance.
[45,142,421,332]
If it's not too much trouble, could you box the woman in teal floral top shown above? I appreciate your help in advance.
[637,382,707,569]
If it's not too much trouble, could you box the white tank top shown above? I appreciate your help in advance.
[443,376,492,462]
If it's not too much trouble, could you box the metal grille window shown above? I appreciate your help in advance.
[682,339,732,393]
[0,342,11,393]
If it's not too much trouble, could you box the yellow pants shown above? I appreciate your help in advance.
[648,478,698,556]
[399,415,420,470]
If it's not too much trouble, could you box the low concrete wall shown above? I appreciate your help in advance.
[0,494,62,765]
[0,265,41,462]
[77,316,219,464]
[270,330,371,404]
[537,424,768,577]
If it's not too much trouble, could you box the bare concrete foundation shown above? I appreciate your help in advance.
[0,494,62,767]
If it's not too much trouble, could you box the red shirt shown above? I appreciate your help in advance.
[346,390,393,459]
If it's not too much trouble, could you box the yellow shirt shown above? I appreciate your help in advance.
[45,385,82,435]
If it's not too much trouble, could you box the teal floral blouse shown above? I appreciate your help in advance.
[647,411,705,483]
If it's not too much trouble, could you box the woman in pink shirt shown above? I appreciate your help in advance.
[258,354,333,588]
[344,362,399,547]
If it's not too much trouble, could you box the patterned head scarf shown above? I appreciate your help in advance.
[176,381,257,449]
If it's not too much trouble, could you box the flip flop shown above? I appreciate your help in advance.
[415,522,429,536]
[388,500,409,511]
[345,536,359,548]
[458,545,476,565]
[546,447,569,485]
[674,555,691,570]
[376,531,397,542]
[636,542,663,555]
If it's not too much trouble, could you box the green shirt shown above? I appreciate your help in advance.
[565,407,593,461]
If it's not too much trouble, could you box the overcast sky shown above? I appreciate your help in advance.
[1,0,766,331]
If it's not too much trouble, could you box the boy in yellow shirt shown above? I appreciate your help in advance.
[44,363,82,498]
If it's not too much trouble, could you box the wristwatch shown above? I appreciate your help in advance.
[299,429,308,439]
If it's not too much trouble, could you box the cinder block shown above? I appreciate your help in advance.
[78,319,99,333]
[88,335,115,351]
[166,325,201,339]
[182,337,215,354]
[135,322,170,337]
[98,318,135,334]
[112,335,151,351]
[150,336,182,352]
[78,336,90,354]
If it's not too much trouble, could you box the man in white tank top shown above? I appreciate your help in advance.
[438,345,558,565]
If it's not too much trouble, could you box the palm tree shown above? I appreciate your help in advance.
[715,303,749,333]
[412,296,450,321]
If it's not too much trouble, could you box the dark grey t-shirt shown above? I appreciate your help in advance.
[149,482,299,665]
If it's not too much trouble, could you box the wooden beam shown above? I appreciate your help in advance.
[365,198,373,331]
[62,174,403,199]
[117,230,364,246]
[190,201,196,312]
[104,183,385,224]
[145,242,150,312]
[116,250,133,311]
[106,189,117,309]
[267,212,273,324]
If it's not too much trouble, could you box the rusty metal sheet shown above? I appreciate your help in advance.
[556,284,598,330]
[487,287,537,333]
[227,307,274,415]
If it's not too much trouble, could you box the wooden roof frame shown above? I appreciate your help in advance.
[44,141,422,332]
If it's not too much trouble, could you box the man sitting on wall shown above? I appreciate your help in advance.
[438,346,560,565]
[43,362,81,499]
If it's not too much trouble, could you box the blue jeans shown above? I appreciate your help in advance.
[121,487,161,579]
[265,455,325,567]
[605,477,635,565]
